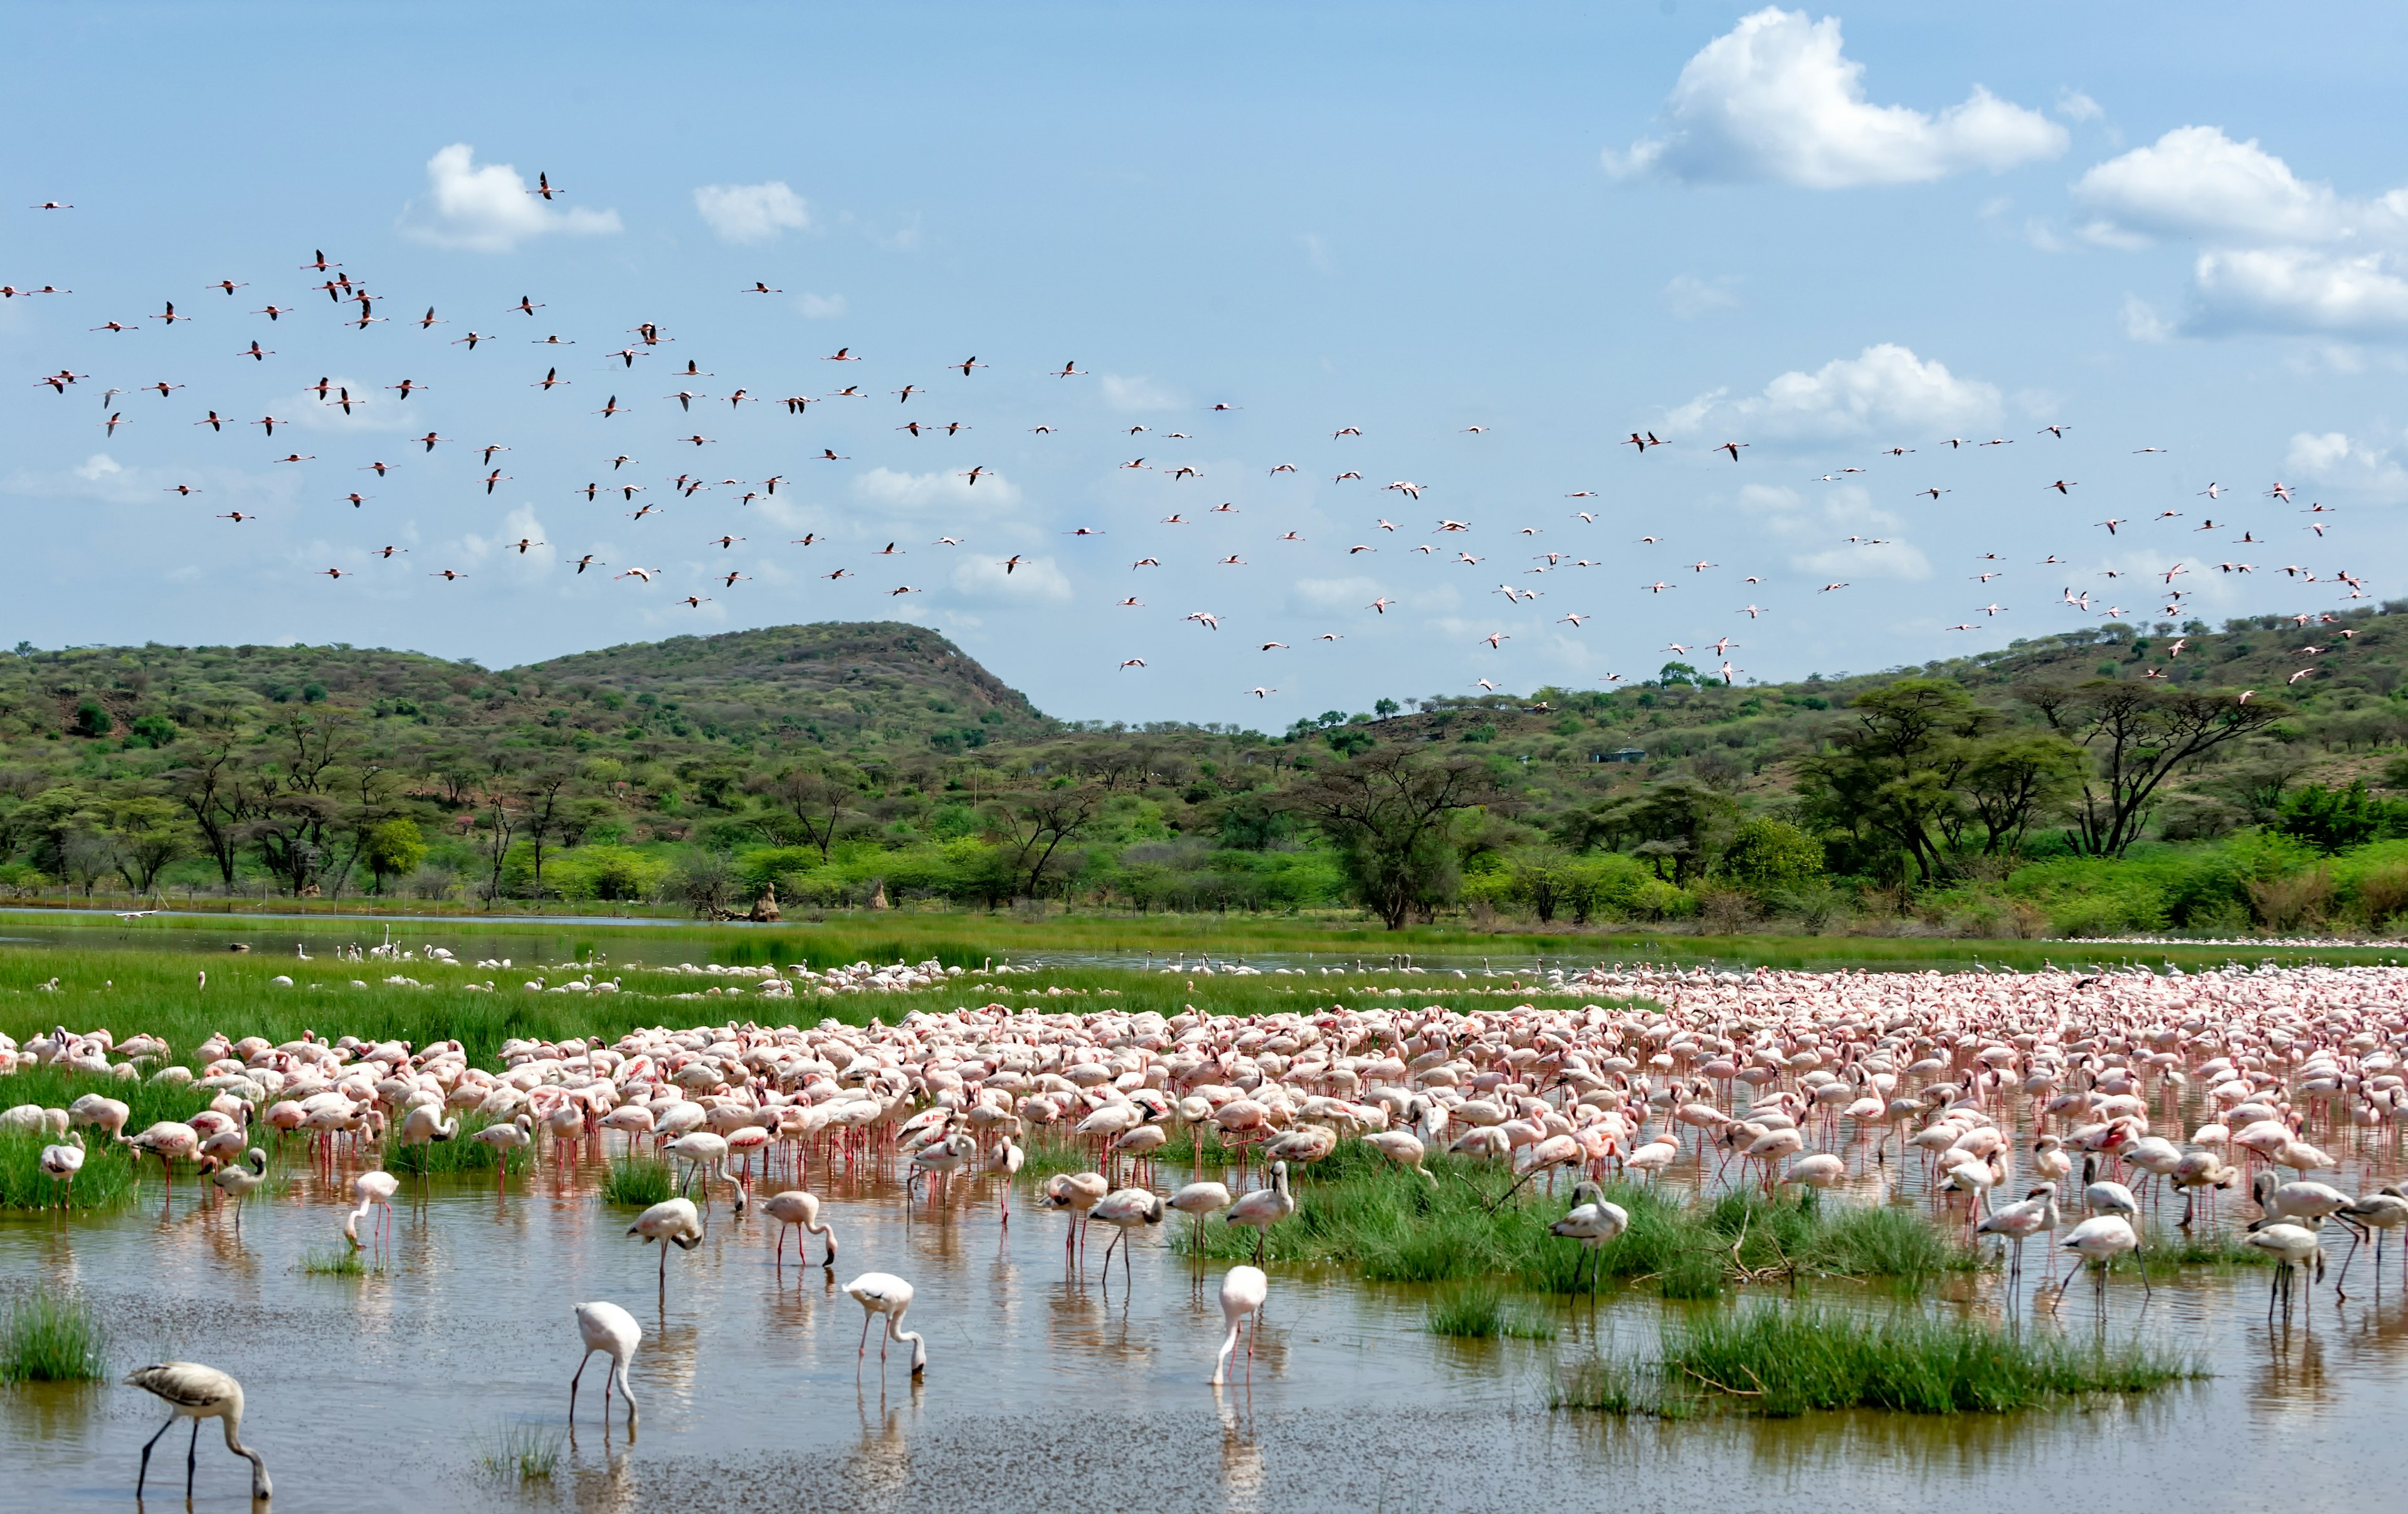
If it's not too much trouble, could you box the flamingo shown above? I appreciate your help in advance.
[627,1197,704,1294]
[1210,1266,1268,1387]
[1226,1160,1296,1263]
[209,1149,268,1232]
[2052,1214,2147,1301]
[122,1121,199,1200]
[346,1169,399,1252]
[1975,1182,2059,1291]
[982,1134,1025,1219]
[2244,1221,2324,1318]
[761,1188,837,1266]
[843,1273,927,1375]
[125,1362,271,1502]
[1042,1171,1109,1264]
[38,1132,83,1209]
[1090,1187,1166,1284]
[1169,1181,1233,1247]
[568,1301,642,1434]
[1549,1180,1629,1295]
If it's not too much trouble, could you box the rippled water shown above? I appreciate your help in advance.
[6,1141,2408,1514]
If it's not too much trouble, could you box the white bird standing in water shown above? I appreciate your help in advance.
[346,1168,398,1252]
[38,1131,83,1208]
[627,1197,704,1293]
[124,1362,272,1502]
[1225,1160,1295,1263]
[1548,1181,1629,1294]
[844,1272,927,1375]
[760,1188,837,1266]
[1212,1265,1268,1387]
[209,1148,268,1232]
[568,1301,642,1434]
[983,1134,1025,1219]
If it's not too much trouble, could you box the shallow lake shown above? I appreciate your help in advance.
[5,1142,2406,1514]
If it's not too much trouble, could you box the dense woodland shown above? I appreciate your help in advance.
[8,603,2408,937]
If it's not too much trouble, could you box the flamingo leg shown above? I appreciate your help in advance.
[136,1414,176,1498]
[571,1348,593,1422]
[186,1416,201,1497]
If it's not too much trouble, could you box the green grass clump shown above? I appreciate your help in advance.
[2141,1225,2274,1274]
[1170,1146,1970,1296]
[1425,1281,1555,1340]
[1655,1306,2196,1416]
[472,1422,562,1483]
[1548,1358,1655,1414]
[0,1131,135,1212]
[383,1116,527,1178]
[0,1291,107,1383]
[600,1155,674,1207]
[301,1247,367,1277]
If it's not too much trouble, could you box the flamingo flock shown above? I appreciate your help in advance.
[14,196,2377,707]
[24,954,2408,1496]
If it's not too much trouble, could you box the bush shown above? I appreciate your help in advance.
[1721,817,1825,892]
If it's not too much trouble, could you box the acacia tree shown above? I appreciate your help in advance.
[2020,682,2289,855]
[985,784,1105,900]
[1795,679,1997,884]
[754,762,859,863]
[1283,751,1497,929]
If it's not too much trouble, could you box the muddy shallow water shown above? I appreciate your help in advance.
[5,1145,2407,1514]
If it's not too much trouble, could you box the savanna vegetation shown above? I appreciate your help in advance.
[6,603,2408,940]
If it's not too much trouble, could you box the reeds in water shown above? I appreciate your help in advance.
[301,1247,368,1277]
[1425,1281,1556,1340]
[382,1116,529,1178]
[472,1422,562,1482]
[1555,1305,2197,1417]
[0,1291,107,1383]
[600,1155,674,1207]
[0,1131,135,1211]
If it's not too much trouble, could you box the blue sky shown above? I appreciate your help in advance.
[6,2,2405,724]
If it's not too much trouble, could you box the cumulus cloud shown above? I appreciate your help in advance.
[852,466,1022,511]
[278,377,413,433]
[2284,430,2408,501]
[1665,343,1999,442]
[1100,374,1182,413]
[2076,126,2408,339]
[403,144,621,253]
[694,181,811,244]
[2120,295,2173,343]
[1737,483,1931,581]
[1290,576,1385,613]
[951,553,1070,602]
[1662,273,1740,317]
[2191,249,2408,337]
[1607,9,2065,188]
[3,452,293,509]
[460,505,557,573]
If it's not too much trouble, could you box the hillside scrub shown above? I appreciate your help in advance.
[8,608,2408,933]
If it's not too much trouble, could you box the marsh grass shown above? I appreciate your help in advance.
[2141,1225,2274,1274]
[383,1116,528,1178]
[472,1422,562,1483]
[0,1131,137,1211]
[301,1247,369,1277]
[1425,1281,1556,1340]
[1170,1146,1977,1294]
[0,1291,107,1383]
[1553,1304,2197,1419]
[600,1155,674,1207]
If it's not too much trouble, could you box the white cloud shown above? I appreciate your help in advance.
[1662,273,1740,317]
[2284,430,2408,501]
[277,376,413,433]
[794,293,847,319]
[2074,127,2350,245]
[3,453,293,509]
[852,466,1023,512]
[694,181,811,244]
[951,553,1070,602]
[1100,374,1181,413]
[2076,127,2408,339]
[1607,9,2065,188]
[2120,295,2173,343]
[2190,248,2408,337]
[1666,343,1999,441]
[460,505,557,573]
[1291,576,1385,613]
[1737,483,1931,581]
[2056,88,2103,124]
[403,144,621,253]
